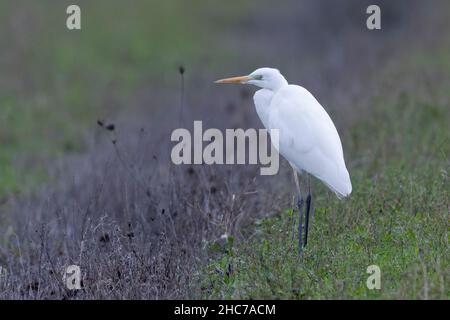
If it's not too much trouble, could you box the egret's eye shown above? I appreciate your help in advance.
[253,75,263,80]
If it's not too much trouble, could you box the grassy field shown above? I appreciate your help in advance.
[0,1,448,300]
[0,0,248,197]
[201,50,450,299]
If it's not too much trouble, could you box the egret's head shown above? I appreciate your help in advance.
[215,67,288,91]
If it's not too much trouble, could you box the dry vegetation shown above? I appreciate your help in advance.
[0,0,448,299]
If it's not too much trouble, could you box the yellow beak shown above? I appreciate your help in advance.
[214,75,252,84]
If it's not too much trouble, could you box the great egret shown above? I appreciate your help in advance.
[215,67,352,255]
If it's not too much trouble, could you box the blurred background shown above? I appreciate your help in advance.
[0,1,448,299]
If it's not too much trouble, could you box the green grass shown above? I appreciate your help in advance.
[0,1,448,299]
[200,51,450,299]
[0,1,254,197]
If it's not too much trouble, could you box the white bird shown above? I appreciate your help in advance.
[215,67,352,254]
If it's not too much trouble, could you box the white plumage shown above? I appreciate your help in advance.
[217,67,352,198]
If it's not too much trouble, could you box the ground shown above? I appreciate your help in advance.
[0,1,448,299]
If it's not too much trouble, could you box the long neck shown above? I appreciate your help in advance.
[253,88,274,129]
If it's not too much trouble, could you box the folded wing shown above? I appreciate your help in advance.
[268,85,352,198]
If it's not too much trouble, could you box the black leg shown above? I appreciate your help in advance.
[304,194,312,247]
[297,197,304,255]
[291,167,305,256]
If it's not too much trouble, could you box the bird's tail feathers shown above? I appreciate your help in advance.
[321,168,352,199]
